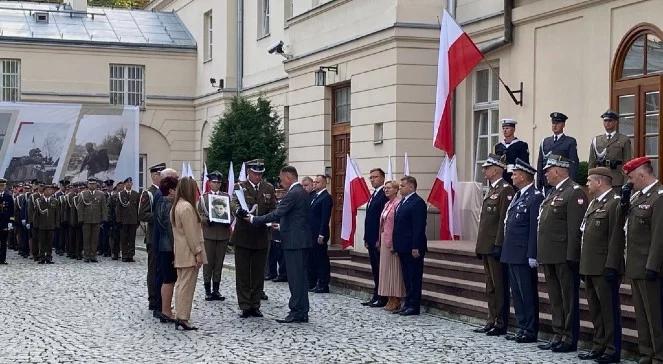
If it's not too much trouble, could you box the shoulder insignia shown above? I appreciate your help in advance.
[573,185,581,190]
[614,195,621,199]
[507,195,513,201]
[534,190,542,195]
[577,198,585,205]
[658,189,663,195]
[503,183,510,188]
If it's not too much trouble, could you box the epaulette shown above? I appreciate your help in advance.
[658,189,663,195]
[573,185,581,190]
[503,183,510,188]
[534,190,542,195]
[614,195,621,199]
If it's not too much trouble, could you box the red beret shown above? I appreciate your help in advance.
[623,156,651,174]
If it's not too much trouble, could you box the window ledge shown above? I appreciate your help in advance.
[257,33,270,41]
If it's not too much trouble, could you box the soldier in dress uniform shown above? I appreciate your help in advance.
[27,181,42,262]
[108,181,123,260]
[98,179,114,257]
[536,112,580,192]
[139,162,166,315]
[473,154,514,336]
[58,181,71,259]
[494,119,529,185]
[588,110,633,188]
[17,184,30,258]
[198,171,231,301]
[230,159,277,318]
[35,184,60,264]
[53,180,66,256]
[78,177,107,263]
[537,154,588,353]
[0,178,15,264]
[622,157,663,363]
[577,167,624,363]
[8,184,18,252]
[67,182,83,260]
[117,177,139,262]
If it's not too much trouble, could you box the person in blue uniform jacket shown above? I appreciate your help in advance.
[501,159,543,343]
[536,112,579,192]
[0,178,15,264]
[494,118,529,185]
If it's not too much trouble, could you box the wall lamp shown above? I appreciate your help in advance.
[210,77,224,92]
[314,65,338,86]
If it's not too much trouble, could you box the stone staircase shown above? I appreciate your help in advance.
[330,240,638,349]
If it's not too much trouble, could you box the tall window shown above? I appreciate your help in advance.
[284,0,293,20]
[1,59,20,102]
[473,66,500,182]
[258,0,270,38]
[203,10,213,61]
[110,64,145,107]
[612,24,663,176]
[139,154,147,190]
[333,85,351,124]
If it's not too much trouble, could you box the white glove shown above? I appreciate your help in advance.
[21,219,26,226]
[7,222,12,230]
[26,223,30,230]
[528,258,538,268]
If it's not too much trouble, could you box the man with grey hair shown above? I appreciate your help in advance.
[301,176,314,195]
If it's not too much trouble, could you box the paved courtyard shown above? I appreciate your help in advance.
[0,249,635,364]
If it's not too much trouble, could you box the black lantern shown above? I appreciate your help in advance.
[314,66,338,86]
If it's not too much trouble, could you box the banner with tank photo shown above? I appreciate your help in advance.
[0,103,139,186]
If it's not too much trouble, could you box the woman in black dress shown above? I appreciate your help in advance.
[153,176,179,322]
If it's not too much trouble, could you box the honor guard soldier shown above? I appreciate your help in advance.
[27,181,42,261]
[67,183,83,260]
[35,184,60,264]
[53,180,66,256]
[622,157,663,363]
[0,178,15,264]
[537,154,588,353]
[494,119,529,185]
[588,110,633,187]
[536,112,580,192]
[577,167,625,363]
[117,177,140,262]
[139,162,166,315]
[230,159,277,318]
[8,185,18,252]
[501,159,542,343]
[17,184,30,258]
[78,177,107,262]
[473,154,514,336]
[58,181,71,258]
[198,171,231,301]
[99,179,114,257]
[108,181,123,260]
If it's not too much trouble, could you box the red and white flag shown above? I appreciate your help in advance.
[433,10,483,154]
[227,161,235,195]
[340,155,371,249]
[202,163,211,194]
[428,156,452,240]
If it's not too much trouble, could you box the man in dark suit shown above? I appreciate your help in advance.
[501,159,543,343]
[361,168,388,307]
[0,179,15,264]
[536,112,580,192]
[245,165,312,323]
[393,176,427,316]
[308,174,333,293]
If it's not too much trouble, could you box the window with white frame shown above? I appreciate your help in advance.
[203,10,213,61]
[473,66,500,182]
[1,59,20,102]
[110,64,145,107]
[258,0,270,38]
[139,154,147,191]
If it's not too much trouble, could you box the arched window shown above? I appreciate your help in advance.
[612,24,663,176]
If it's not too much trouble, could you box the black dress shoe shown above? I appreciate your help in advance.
[264,275,276,281]
[152,310,161,318]
[361,298,378,306]
[261,293,268,300]
[313,286,330,293]
[273,276,287,282]
[112,256,119,261]
[594,353,620,363]
[515,334,537,343]
[578,350,603,360]
[538,341,561,350]
[473,324,493,333]
[399,308,420,316]
[240,310,252,318]
[308,286,318,293]
[486,327,507,336]
[276,316,308,323]
[38,260,45,264]
[90,259,98,263]
[369,300,388,308]
[551,342,576,353]
[251,309,263,318]
[505,333,521,341]
[210,292,225,301]
[391,307,404,314]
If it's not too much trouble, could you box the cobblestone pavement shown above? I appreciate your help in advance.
[0,249,636,364]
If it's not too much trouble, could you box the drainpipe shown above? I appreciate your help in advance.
[479,0,514,54]
[236,0,243,96]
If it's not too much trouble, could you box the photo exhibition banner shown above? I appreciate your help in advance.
[0,102,139,186]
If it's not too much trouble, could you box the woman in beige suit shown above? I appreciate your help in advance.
[171,177,207,330]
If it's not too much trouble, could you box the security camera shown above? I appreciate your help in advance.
[268,40,284,54]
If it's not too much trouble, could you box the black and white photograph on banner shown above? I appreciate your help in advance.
[209,193,231,223]
[3,121,71,184]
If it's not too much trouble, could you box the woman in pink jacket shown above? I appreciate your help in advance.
[377,180,406,312]
[171,177,208,330]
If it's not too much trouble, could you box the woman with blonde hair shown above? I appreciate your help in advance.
[377,180,406,312]
[171,177,207,330]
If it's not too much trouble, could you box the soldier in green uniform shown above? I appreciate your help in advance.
[117,177,140,262]
[578,167,625,363]
[473,154,514,336]
[139,163,166,314]
[35,184,60,264]
[198,171,231,301]
[27,181,42,262]
[622,156,663,363]
[588,110,633,187]
[230,159,277,318]
[537,154,588,353]
[108,181,123,260]
[68,183,83,260]
[78,177,107,263]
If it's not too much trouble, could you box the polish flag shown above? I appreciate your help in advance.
[433,10,483,154]
[238,162,247,182]
[202,163,211,194]
[228,161,236,230]
[340,155,371,249]
[404,152,410,176]
[428,156,452,240]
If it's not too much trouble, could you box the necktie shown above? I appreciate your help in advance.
[553,135,558,143]
[607,134,612,141]
[368,190,377,207]
[396,198,405,212]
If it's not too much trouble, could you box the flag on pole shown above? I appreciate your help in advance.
[181,161,187,177]
[427,156,453,240]
[227,161,235,195]
[340,155,371,249]
[386,155,393,181]
[238,162,247,182]
[186,162,194,178]
[433,10,483,154]
[202,163,211,194]
[404,152,410,176]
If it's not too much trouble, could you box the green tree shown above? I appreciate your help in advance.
[207,97,287,185]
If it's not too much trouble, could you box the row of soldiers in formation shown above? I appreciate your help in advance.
[478,110,646,363]
[0,176,145,264]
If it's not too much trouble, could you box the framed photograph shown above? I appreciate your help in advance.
[209,194,231,223]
